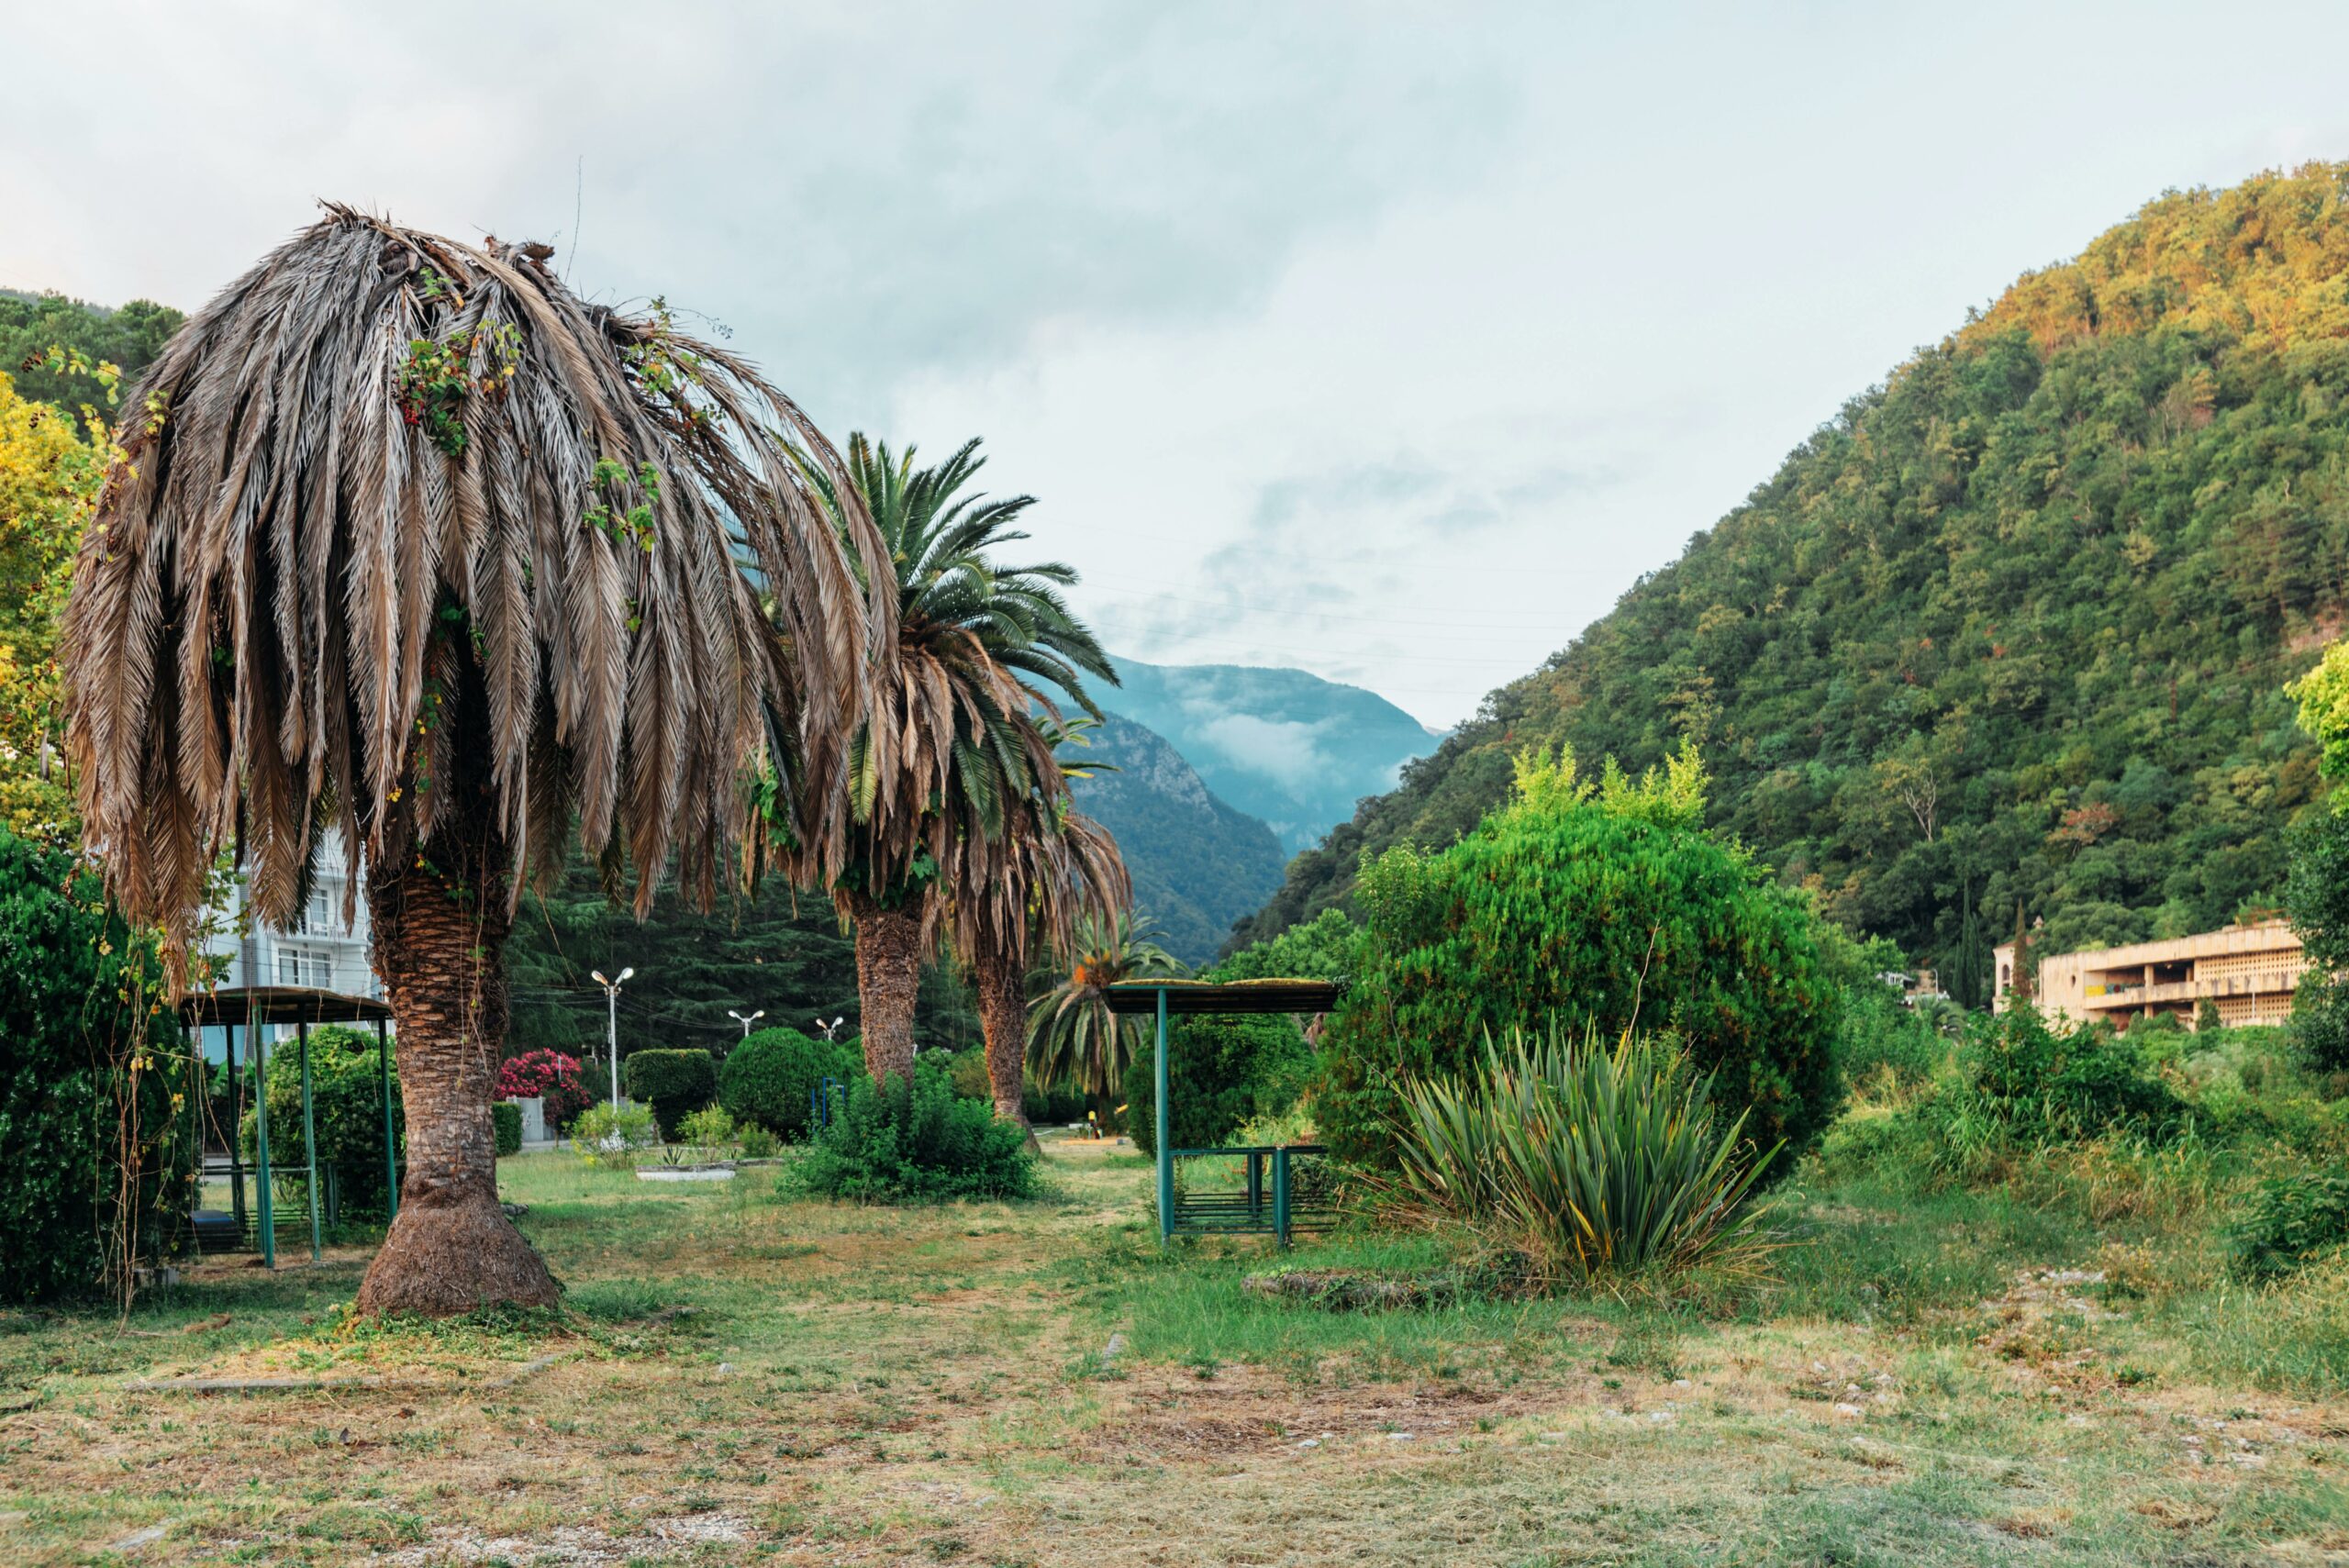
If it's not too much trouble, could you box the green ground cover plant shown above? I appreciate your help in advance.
[8,1127,2349,1564]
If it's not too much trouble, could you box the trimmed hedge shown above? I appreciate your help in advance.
[623,1048,718,1139]
[0,827,194,1303]
[719,1028,855,1139]
[492,1100,523,1157]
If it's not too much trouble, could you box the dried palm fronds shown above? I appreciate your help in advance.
[62,204,890,972]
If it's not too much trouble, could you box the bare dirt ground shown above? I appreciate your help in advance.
[4,1140,2347,1565]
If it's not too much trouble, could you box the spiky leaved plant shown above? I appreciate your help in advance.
[62,206,890,1316]
[1392,1024,1780,1284]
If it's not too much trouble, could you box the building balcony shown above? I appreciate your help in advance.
[2080,972,2301,1010]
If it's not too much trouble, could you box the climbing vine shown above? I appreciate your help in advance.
[395,296,522,460]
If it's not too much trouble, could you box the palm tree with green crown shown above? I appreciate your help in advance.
[786,434,1121,1089]
[1026,907,1185,1127]
[61,206,890,1317]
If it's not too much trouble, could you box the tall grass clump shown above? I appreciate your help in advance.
[1390,1025,1780,1284]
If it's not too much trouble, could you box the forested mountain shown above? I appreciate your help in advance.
[1235,164,2349,998]
[1070,711,1286,963]
[1106,657,1436,851]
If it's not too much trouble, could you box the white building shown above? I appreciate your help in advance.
[196,830,382,1062]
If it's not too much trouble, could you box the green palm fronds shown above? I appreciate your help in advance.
[1392,1024,1780,1283]
[1025,908,1185,1098]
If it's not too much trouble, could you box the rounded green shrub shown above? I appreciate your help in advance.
[1126,1013,1312,1156]
[0,827,194,1303]
[1318,745,1842,1170]
[718,1028,854,1139]
[623,1047,718,1139]
[239,1024,406,1221]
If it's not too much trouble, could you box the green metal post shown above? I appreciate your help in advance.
[1273,1146,1292,1250]
[298,1020,320,1262]
[1154,986,1172,1244]
[226,1023,246,1234]
[252,1024,275,1268]
[375,1017,398,1220]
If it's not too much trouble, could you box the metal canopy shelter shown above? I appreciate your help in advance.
[182,985,397,1268]
[1105,980,1341,1246]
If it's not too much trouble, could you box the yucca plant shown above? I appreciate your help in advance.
[1391,1024,1780,1284]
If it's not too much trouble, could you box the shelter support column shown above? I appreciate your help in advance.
[1155,986,1172,1245]
[299,1020,321,1262]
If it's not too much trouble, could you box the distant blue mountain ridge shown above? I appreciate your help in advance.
[1098,656,1440,854]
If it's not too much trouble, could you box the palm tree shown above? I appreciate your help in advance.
[947,792,1127,1138]
[1026,907,1185,1121]
[946,714,1125,1135]
[62,207,889,1316]
[792,436,1116,1087]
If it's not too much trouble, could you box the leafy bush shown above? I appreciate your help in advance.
[1892,1006,2189,1180]
[787,1061,1035,1202]
[571,1103,659,1169]
[1213,907,1359,984]
[623,1048,718,1139]
[718,1028,852,1139]
[492,1101,522,1157]
[239,1024,406,1222]
[1820,927,1952,1095]
[675,1105,737,1163]
[2232,1173,2349,1280]
[0,827,195,1303]
[1022,1081,1090,1127]
[496,1048,590,1130]
[738,1123,780,1159]
[1126,1013,1313,1157]
[1319,745,1842,1170]
[1391,1025,1778,1283]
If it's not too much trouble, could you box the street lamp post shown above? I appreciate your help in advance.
[590,967,635,1114]
[729,1008,765,1039]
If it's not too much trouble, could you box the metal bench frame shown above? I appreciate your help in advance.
[1107,979,1341,1248]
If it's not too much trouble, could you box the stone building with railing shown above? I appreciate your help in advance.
[1994,919,2307,1031]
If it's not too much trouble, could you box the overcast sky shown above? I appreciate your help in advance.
[9,2,2349,726]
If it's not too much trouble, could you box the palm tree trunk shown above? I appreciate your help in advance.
[973,942,1039,1150]
[844,889,923,1085]
[353,794,557,1317]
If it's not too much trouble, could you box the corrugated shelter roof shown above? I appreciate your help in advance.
[1103,978,1340,1016]
[179,984,395,1027]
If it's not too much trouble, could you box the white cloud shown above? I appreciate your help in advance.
[8,0,2349,725]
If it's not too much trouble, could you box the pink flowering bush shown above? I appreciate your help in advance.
[496,1049,590,1131]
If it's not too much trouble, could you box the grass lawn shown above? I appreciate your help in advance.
[4,1137,2348,1565]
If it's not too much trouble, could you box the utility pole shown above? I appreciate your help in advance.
[729,1008,764,1040]
[591,967,634,1113]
